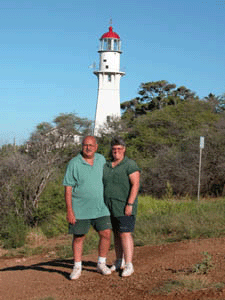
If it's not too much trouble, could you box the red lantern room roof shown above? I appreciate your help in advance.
[101,26,120,40]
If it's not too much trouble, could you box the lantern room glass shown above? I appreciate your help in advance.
[101,38,121,51]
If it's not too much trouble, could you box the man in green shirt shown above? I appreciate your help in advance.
[63,136,112,280]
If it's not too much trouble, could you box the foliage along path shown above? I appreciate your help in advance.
[1,237,225,300]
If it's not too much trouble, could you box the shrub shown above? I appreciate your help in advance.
[1,213,27,249]
[40,212,68,238]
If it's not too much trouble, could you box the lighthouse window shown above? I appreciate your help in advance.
[114,40,118,51]
[107,39,112,50]
[108,74,111,82]
[103,40,106,50]
[103,59,107,62]
[106,65,109,69]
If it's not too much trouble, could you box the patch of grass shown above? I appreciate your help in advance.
[151,279,185,294]
[3,245,50,258]
[2,227,104,259]
[151,275,224,295]
[134,196,225,246]
[151,250,222,296]
[55,244,73,259]
[193,252,213,274]
[25,227,47,246]
[55,228,112,259]
[3,195,225,257]
[178,275,210,291]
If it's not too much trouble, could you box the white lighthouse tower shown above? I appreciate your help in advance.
[93,25,125,136]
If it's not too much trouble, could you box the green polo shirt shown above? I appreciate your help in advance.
[63,153,110,219]
[103,156,141,217]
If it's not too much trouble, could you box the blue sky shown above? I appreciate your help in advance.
[0,0,225,145]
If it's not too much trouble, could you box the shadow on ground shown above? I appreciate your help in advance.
[0,259,98,280]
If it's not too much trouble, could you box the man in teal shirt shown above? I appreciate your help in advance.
[63,136,112,280]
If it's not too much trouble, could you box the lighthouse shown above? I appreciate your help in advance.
[93,25,125,136]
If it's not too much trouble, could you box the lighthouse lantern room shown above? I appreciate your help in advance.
[93,26,125,136]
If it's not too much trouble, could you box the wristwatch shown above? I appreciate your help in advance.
[127,203,134,206]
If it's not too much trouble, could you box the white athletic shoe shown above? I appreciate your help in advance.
[110,259,125,272]
[97,262,112,275]
[121,263,134,277]
[70,266,82,280]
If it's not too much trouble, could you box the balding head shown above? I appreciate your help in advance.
[82,136,97,146]
[82,136,98,159]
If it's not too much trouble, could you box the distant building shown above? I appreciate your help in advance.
[25,128,83,152]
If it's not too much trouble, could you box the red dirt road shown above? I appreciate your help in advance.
[1,237,225,300]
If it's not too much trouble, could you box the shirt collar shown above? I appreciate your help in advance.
[107,156,128,167]
[79,152,98,165]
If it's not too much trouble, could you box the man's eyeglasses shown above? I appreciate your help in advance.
[82,144,96,148]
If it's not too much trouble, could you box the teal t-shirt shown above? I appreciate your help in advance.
[103,156,141,217]
[63,153,110,219]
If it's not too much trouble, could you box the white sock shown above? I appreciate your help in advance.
[126,262,133,267]
[98,256,106,264]
[74,261,82,269]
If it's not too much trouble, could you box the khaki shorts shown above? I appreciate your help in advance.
[69,215,112,235]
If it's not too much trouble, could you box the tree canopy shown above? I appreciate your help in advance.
[0,113,92,228]
[121,80,198,120]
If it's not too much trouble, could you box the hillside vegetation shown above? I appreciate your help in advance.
[1,80,225,250]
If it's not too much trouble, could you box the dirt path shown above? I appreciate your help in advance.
[1,237,225,300]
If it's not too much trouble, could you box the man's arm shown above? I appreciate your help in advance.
[65,186,76,224]
[125,171,140,216]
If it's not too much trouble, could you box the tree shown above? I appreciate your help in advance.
[204,93,225,113]
[122,100,225,197]
[0,113,92,226]
[96,116,129,159]
[26,113,92,210]
[28,113,92,155]
[121,80,198,119]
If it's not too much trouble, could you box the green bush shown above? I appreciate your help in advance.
[40,212,67,238]
[33,174,65,225]
[1,213,27,249]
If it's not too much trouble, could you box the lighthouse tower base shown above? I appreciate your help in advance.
[94,80,122,136]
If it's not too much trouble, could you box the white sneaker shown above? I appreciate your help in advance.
[97,262,112,275]
[110,259,125,272]
[70,266,82,280]
[121,263,134,277]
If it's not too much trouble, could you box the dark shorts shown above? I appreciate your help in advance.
[69,215,112,235]
[105,197,138,218]
[111,215,136,233]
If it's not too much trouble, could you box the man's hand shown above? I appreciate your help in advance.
[125,205,133,216]
[67,210,76,224]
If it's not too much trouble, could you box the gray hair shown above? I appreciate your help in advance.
[111,136,126,147]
